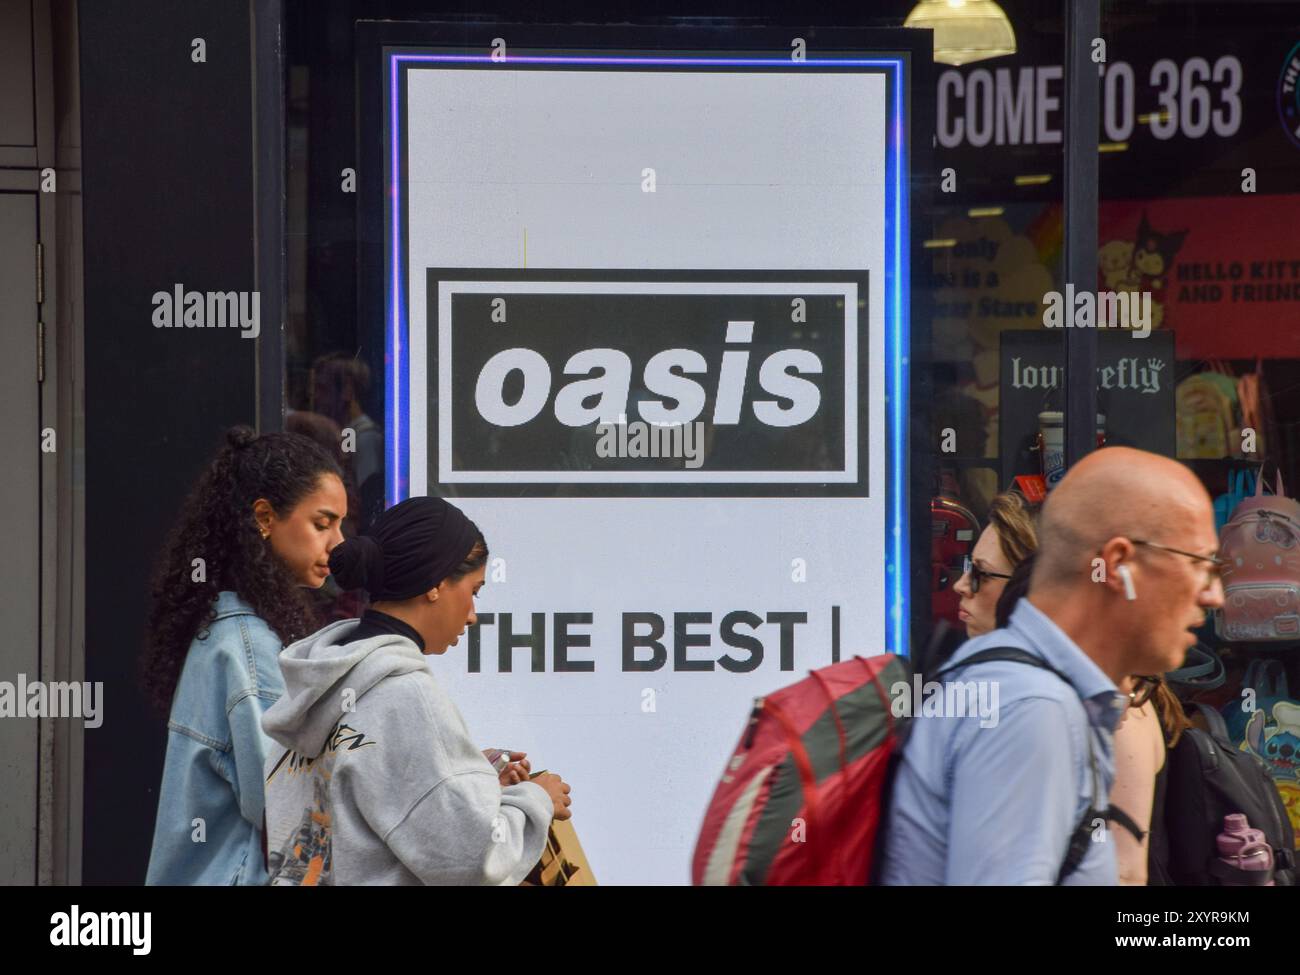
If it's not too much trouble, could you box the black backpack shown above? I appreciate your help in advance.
[1151,703,1296,886]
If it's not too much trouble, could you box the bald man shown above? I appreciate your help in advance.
[879,447,1224,885]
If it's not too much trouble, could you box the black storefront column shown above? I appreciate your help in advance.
[1063,0,1100,466]
[253,0,286,433]
[79,0,262,883]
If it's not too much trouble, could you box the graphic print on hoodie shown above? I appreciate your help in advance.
[264,719,376,885]
[261,619,553,886]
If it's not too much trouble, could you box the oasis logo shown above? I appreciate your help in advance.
[430,271,867,496]
[475,319,822,430]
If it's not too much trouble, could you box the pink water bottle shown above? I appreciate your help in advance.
[1215,814,1275,886]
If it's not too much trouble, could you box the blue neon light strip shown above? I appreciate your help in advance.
[385,52,910,656]
[388,53,405,507]
[888,60,910,657]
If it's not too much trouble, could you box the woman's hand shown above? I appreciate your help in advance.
[531,772,573,821]
[496,750,531,786]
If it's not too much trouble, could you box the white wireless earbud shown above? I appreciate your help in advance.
[1117,564,1137,602]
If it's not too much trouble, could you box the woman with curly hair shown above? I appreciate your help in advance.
[143,425,346,885]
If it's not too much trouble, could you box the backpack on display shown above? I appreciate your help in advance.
[1236,358,1276,461]
[1154,703,1296,885]
[930,496,979,628]
[1214,468,1258,535]
[1176,365,1239,460]
[692,649,1111,885]
[1216,468,1300,643]
[1220,659,1300,844]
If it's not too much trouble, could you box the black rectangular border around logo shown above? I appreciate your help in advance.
[425,268,870,499]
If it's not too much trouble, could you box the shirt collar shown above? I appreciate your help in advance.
[358,608,427,652]
[1008,598,1126,731]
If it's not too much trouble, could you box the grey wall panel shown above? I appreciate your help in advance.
[0,192,40,885]
[0,0,35,148]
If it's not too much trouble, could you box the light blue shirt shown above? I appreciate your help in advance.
[879,599,1127,885]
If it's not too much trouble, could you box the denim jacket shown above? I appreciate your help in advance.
[146,591,285,885]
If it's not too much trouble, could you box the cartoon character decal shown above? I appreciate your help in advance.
[1132,212,1187,323]
[1131,213,1188,284]
[1099,239,1139,292]
[1243,700,1300,844]
[1097,212,1188,333]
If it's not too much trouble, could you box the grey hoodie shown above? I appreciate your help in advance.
[261,619,552,886]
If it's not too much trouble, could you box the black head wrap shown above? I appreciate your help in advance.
[329,497,481,600]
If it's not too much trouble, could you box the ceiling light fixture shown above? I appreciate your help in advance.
[904,0,1017,67]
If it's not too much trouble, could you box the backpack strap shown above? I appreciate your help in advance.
[938,646,1112,884]
[1106,804,1146,843]
[936,646,1071,683]
[1207,858,1276,886]
[1239,468,1256,500]
[1166,644,1225,692]
[1258,658,1289,699]
[1190,702,1232,743]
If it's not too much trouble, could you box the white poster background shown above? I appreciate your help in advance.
[402,66,888,884]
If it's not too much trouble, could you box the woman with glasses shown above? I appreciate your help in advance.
[952,491,1038,637]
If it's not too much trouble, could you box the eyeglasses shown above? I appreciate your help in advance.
[1128,674,1159,709]
[961,555,1013,594]
[1130,539,1228,580]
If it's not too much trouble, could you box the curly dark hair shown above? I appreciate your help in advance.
[140,425,344,714]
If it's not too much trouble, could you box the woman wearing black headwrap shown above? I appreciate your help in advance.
[259,497,572,885]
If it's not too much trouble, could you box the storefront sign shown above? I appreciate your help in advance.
[998,330,1176,487]
[934,31,1300,194]
[430,270,866,492]
[1099,196,1300,359]
[382,47,913,883]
